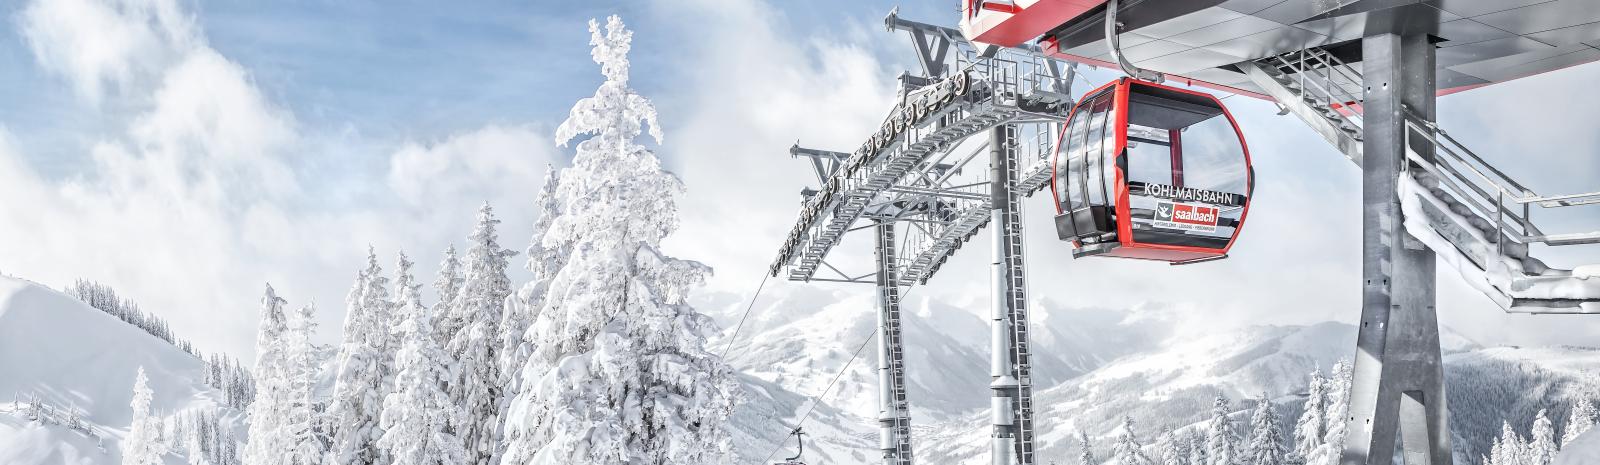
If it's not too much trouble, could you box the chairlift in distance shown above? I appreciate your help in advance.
[774,428,809,465]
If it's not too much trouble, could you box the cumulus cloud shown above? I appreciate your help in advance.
[2,0,559,357]
[18,0,198,103]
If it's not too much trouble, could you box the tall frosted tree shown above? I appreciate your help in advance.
[1079,430,1096,465]
[1309,360,1352,465]
[500,15,740,465]
[124,366,165,465]
[1114,416,1151,465]
[244,285,290,465]
[379,256,467,465]
[446,204,516,465]
[1187,431,1207,465]
[1245,395,1286,465]
[432,245,464,345]
[1565,397,1597,448]
[285,301,327,465]
[1206,395,1240,465]
[1290,369,1327,463]
[1491,422,1528,465]
[327,249,394,465]
[494,166,565,459]
[1529,409,1557,465]
[1158,430,1186,465]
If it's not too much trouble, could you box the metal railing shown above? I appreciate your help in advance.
[1403,111,1600,247]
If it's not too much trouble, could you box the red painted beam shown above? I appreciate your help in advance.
[960,0,1107,47]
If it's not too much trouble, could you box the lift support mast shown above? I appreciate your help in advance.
[773,3,1600,465]
[769,12,1073,465]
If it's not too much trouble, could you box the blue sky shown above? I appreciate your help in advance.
[0,0,1596,359]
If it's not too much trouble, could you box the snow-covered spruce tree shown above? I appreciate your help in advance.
[125,366,166,465]
[1114,416,1151,465]
[1290,369,1327,464]
[1206,395,1241,465]
[1566,396,1597,448]
[1079,430,1096,465]
[500,15,740,465]
[189,427,214,465]
[327,249,395,465]
[1492,421,1529,465]
[493,166,565,460]
[432,245,465,346]
[1158,430,1186,465]
[1309,360,1352,465]
[285,301,327,465]
[1246,395,1286,465]
[1529,409,1557,465]
[379,254,468,465]
[1187,431,1207,465]
[446,203,516,465]
[244,285,290,465]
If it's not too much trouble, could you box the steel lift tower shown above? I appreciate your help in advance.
[770,13,1074,465]
[770,2,1600,465]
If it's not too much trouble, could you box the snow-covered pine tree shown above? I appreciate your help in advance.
[1188,431,1207,465]
[1565,394,1597,448]
[1309,360,1352,465]
[1493,421,1529,465]
[285,301,327,465]
[244,285,290,465]
[379,256,468,465]
[445,203,516,465]
[1080,430,1097,465]
[499,15,740,465]
[1114,416,1151,465]
[432,245,465,345]
[1290,369,1327,464]
[327,249,394,465]
[1246,394,1287,465]
[125,366,165,465]
[1207,394,1241,465]
[1529,409,1558,465]
[493,166,566,461]
[1159,430,1186,465]
[189,426,215,465]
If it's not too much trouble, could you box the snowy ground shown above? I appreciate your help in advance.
[0,275,243,464]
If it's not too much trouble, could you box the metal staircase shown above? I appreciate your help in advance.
[1242,47,1600,314]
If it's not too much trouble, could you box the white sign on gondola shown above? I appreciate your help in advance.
[1152,201,1219,233]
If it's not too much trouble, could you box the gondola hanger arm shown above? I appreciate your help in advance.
[1104,0,1164,84]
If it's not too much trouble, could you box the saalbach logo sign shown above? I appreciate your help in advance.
[1152,201,1219,233]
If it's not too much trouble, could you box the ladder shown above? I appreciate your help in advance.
[875,222,916,465]
[1242,47,1600,313]
[998,123,1037,465]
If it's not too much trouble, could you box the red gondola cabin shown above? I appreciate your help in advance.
[1051,78,1254,264]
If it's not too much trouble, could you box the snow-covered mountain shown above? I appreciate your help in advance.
[0,275,243,464]
[706,286,1600,465]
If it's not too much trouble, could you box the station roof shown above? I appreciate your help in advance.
[964,0,1600,97]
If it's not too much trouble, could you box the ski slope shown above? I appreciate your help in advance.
[0,274,243,464]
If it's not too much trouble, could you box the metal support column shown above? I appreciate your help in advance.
[989,124,1035,465]
[1342,31,1452,465]
[874,220,915,465]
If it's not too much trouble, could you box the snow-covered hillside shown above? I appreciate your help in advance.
[0,275,243,464]
[711,288,1599,465]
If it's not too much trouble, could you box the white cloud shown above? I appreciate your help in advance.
[2,0,559,358]
[18,0,197,104]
